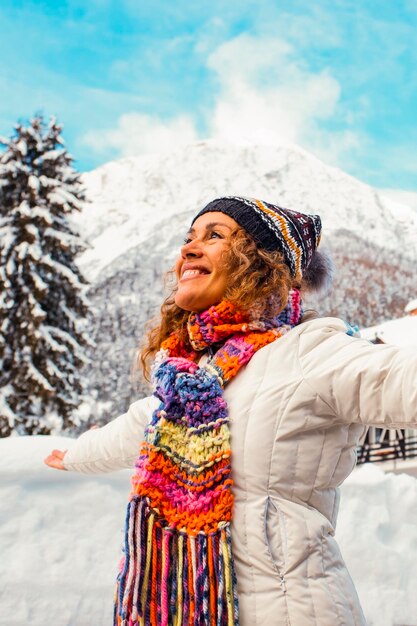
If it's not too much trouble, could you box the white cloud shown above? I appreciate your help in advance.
[206,34,353,163]
[81,112,198,157]
[80,33,361,168]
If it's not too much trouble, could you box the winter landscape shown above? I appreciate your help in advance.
[0,117,417,624]
[1,1,417,624]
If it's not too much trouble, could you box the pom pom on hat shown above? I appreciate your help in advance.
[192,196,322,279]
[302,248,334,293]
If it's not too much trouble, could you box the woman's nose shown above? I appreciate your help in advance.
[181,239,203,258]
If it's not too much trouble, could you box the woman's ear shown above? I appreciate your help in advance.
[302,249,334,294]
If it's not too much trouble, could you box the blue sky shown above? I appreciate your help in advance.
[1,0,416,190]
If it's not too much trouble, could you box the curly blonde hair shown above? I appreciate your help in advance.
[139,226,302,380]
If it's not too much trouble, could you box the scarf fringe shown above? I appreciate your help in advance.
[114,497,239,626]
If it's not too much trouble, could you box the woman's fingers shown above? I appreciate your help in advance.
[52,449,67,459]
[44,449,68,471]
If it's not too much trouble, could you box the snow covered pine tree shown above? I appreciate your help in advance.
[0,115,93,436]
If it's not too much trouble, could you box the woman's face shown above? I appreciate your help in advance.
[174,211,238,312]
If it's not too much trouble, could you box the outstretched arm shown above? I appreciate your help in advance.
[299,319,417,428]
[44,395,158,474]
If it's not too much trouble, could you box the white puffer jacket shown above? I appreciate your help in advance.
[64,317,417,625]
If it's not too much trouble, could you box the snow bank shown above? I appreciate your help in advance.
[337,464,417,626]
[0,436,130,625]
[1,436,417,626]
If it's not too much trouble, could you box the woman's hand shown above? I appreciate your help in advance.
[44,449,67,471]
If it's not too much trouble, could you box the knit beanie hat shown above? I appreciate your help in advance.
[192,196,322,279]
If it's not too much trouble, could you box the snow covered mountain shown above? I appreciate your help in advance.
[70,140,417,424]
[380,188,417,213]
[75,140,417,282]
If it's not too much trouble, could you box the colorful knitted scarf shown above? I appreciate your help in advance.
[115,290,303,626]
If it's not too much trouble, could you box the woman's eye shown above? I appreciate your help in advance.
[183,231,223,244]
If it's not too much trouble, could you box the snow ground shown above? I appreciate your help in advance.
[1,436,417,626]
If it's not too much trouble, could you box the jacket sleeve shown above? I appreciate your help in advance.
[63,395,159,474]
[299,318,417,428]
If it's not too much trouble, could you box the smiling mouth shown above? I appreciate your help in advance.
[180,268,210,281]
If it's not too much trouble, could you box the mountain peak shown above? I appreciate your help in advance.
[75,140,417,281]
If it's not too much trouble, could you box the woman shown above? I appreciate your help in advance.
[46,196,417,626]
